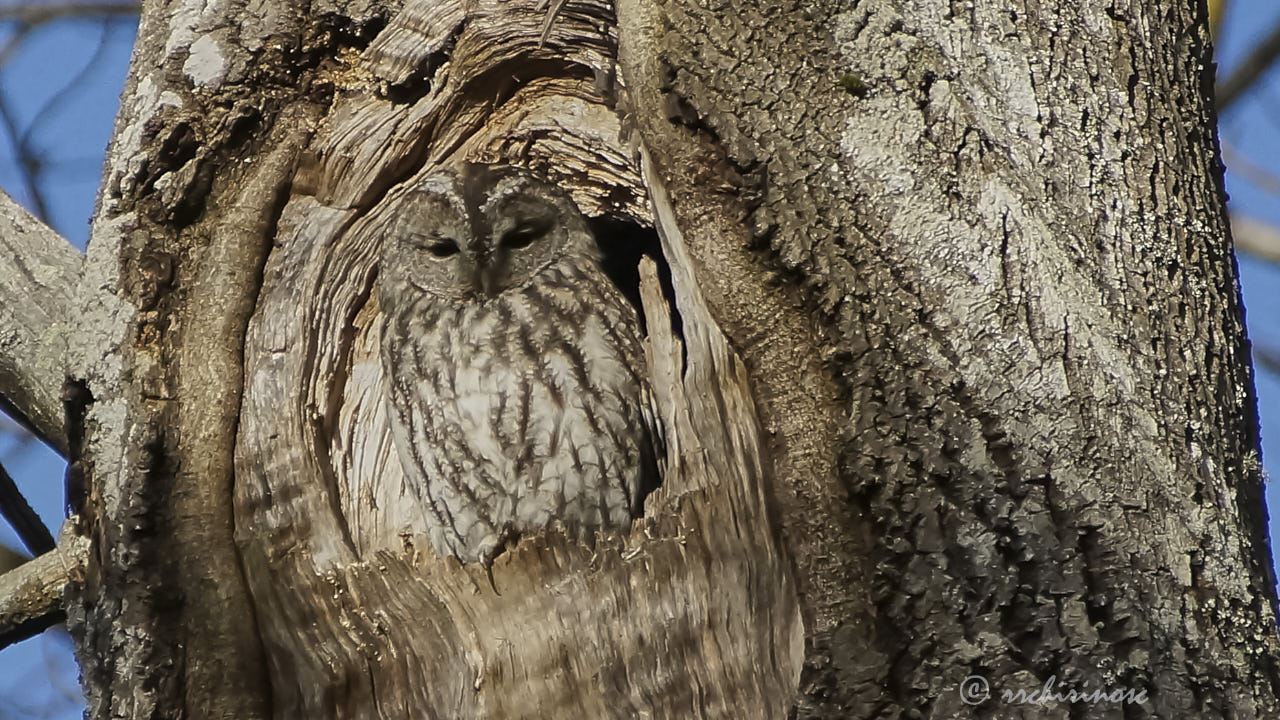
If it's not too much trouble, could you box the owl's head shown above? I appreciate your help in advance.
[380,163,597,301]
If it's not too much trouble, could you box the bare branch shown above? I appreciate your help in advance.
[0,189,82,455]
[24,19,117,142]
[1223,143,1280,197]
[0,524,86,650]
[1258,345,1280,379]
[1232,214,1280,265]
[0,87,51,222]
[1217,18,1280,112]
[0,460,55,556]
[0,2,139,25]
[0,20,35,68]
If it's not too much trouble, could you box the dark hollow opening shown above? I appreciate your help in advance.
[589,218,683,350]
[589,217,683,512]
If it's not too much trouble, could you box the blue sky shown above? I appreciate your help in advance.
[2,2,1280,716]
[0,14,133,718]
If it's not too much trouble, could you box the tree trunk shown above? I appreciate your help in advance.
[15,0,1271,717]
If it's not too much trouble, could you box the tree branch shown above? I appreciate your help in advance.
[0,524,86,650]
[0,87,51,223]
[0,460,55,556]
[0,2,140,25]
[1232,214,1280,265]
[1257,345,1280,379]
[0,189,82,455]
[1217,18,1280,112]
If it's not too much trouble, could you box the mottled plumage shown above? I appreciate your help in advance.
[378,164,660,563]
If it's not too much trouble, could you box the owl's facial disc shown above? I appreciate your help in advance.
[460,203,558,299]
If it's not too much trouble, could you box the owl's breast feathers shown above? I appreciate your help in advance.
[383,262,660,563]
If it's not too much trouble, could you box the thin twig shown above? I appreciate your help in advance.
[1232,215,1280,265]
[21,17,118,155]
[1218,18,1280,112]
[1257,345,1280,379]
[0,2,139,25]
[0,86,50,221]
[0,12,134,225]
[1222,143,1280,197]
[0,20,34,67]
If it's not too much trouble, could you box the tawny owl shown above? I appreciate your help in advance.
[378,163,661,564]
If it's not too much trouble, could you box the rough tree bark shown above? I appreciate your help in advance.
[0,0,1275,718]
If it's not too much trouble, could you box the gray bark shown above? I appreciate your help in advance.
[617,0,1277,715]
[0,523,86,644]
[0,0,1262,717]
[0,190,80,454]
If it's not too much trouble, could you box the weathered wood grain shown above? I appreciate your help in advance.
[233,0,801,716]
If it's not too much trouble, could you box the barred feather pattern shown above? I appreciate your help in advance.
[378,169,659,564]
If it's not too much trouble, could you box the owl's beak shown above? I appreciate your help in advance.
[470,252,498,297]
[475,268,497,296]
